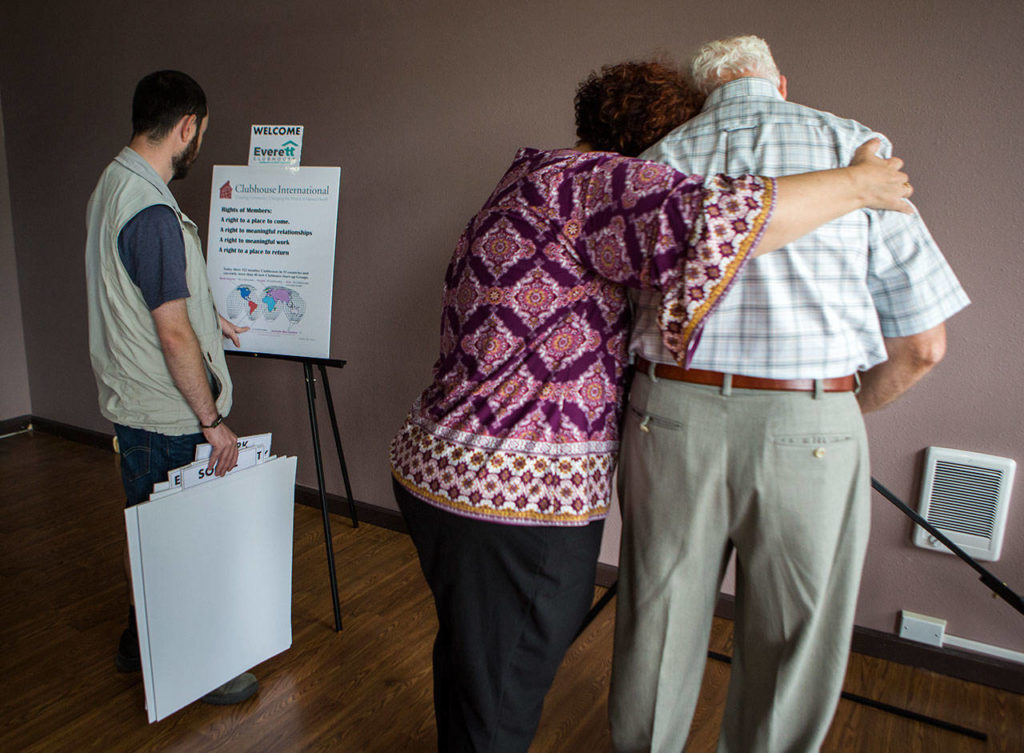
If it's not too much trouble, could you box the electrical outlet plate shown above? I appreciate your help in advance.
[899,610,946,647]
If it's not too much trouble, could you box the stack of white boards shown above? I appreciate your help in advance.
[125,433,296,722]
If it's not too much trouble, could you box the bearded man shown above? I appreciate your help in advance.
[85,70,254,705]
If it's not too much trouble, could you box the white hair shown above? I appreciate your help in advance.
[689,35,780,95]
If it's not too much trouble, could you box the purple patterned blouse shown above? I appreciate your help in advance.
[390,148,774,526]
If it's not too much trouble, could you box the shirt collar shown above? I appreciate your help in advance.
[113,146,182,213]
[701,77,783,111]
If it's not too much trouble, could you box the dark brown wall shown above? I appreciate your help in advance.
[2,1,1022,652]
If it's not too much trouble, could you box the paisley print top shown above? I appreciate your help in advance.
[391,147,774,525]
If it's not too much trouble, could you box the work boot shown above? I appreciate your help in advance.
[201,672,259,705]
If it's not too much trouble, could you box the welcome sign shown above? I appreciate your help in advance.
[248,124,303,167]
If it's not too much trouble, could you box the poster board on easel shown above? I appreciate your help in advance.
[205,126,340,359]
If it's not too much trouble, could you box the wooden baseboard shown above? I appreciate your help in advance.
[714,593,1023,694]
[0,415,33,436]
[595,562,618,588]
[25,417,1024,694]
[849,624,1023,694]
[26,416,115,451]
[294,484,409,533]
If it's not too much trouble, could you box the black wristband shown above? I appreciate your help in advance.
[200,414,224,429]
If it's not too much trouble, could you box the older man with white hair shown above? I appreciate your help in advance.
[609,36,969,752]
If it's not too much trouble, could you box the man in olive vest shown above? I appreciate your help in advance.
[85,70,255,705]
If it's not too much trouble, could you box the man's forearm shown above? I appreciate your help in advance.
[858,360,925,413]
[151,298,221,425]
[155,304,239,475]
[857,324,946,413]
[160,327,220,425]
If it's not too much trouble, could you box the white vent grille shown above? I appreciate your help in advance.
[914,447,1016,561]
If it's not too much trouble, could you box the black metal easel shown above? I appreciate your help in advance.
[573,477,1024,742]
[870,478,1024,617]
[228,350,358,632]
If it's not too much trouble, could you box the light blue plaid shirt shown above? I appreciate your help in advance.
[631,77,969,378]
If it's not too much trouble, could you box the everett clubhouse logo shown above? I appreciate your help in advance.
[249,125,304,166]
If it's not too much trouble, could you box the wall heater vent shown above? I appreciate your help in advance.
[914,447,1016,561]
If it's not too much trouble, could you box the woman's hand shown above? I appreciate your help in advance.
[756,138,917,256]
[849,138,914,214]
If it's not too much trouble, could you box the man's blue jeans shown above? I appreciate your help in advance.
[113,424,204,507]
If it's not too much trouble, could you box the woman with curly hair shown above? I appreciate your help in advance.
[574,60,705,157]
[389,60,912,753]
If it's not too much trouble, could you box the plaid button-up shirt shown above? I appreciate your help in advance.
[631,77,969,378]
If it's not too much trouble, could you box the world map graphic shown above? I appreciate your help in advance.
[226,284,306,324]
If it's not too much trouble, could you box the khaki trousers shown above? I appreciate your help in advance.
[610,373,871,753]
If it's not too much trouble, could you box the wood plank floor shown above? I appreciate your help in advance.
[1,431,1021,752]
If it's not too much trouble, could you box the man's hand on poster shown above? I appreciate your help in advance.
[219,315,250,347]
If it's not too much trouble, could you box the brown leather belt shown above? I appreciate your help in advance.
[634,356,856,393]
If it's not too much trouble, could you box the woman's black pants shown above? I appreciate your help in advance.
[393,479,605,753]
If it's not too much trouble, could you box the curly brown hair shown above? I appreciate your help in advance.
[574,61,703,157]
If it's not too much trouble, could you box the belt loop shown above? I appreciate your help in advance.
[814,378,825,400]
[721,373,733,397]
[647,360,659,383]
[853,372,862,395]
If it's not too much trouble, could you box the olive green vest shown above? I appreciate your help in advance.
[86,147,232,434]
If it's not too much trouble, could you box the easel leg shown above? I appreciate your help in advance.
[304,362,343,631]
[317,364,359,528]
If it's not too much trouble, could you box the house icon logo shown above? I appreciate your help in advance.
[281,140,299,150]
[220,181,232,199]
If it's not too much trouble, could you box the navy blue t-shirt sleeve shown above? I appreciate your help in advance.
[116,204,190,311]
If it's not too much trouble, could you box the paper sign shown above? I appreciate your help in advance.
[178,446,266,489]
[194,432,273,461]
[206,165,340,359]
[248,125,303,167]
[146,433,275,503]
